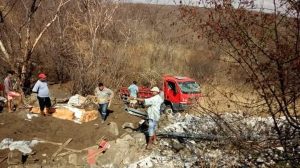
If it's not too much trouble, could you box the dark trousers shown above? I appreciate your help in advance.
[98,103,108,120]
[37,96,51,112]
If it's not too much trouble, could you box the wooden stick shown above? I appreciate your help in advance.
[51,138,72,160]
[34,137,98,153]
[57,151,73,157]
[34,138,63,146]
[108,99,112,108]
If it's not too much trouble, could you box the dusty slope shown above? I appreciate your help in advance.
[0,103,141,167]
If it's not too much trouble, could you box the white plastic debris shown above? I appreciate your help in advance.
[128,156,154,168]
[26,113,39,120]
[64,105,83,119]
[0,138,39,154]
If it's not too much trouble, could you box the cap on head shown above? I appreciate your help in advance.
[38,73,46,79]
[150,86,159,93]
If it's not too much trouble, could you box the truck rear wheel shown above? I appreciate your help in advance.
[164,106,173,113]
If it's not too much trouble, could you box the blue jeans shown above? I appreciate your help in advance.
[148,119,157,136]
[98,103,108,120]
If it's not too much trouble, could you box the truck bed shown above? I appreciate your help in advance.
[119,86,154,99]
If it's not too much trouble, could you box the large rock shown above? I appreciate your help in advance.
[95,134,143,167]
[108,122,119,136]
[96,139,130,167]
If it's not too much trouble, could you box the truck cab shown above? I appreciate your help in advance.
[163,75,201,111]
[119,75,201,112]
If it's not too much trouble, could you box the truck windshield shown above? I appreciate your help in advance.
[178,82,200,94]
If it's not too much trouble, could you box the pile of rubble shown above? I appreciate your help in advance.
[3,110,296,167]
[128,112,289,167]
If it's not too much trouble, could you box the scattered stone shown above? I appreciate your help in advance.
[124,128,133,133]
[122,122,135,129]
[128,156,154,168]
[42,159,47,164]
[132,133,146,146]
[256,157,264,163]
[68,153,78,165]
[161,150,174,157]
[108,122,119,136]
[171,140,185,152]
[276,147,284,152]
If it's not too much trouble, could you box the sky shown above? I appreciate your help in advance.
[122,0,284,13]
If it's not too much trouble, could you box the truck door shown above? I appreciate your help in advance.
[164,80,180,104]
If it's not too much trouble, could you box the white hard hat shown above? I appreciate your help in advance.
[150,87,160,92]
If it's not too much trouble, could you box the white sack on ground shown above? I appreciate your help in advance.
[67,94,86,107]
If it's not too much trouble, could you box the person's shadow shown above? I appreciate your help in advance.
[106,109,114,119]
[123,120,150,144]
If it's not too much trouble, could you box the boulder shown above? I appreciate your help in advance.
[108,122,119,136]
[96,139,130,167]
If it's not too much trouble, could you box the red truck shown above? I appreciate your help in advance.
[119,75,201,112]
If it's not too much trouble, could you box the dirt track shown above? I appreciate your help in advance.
[0,103,141,167]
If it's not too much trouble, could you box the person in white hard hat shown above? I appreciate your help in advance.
[137,86,164,149]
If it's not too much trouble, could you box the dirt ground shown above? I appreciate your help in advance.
[0,100,141,167]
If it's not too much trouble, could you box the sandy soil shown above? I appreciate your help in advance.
[0,102,141,167]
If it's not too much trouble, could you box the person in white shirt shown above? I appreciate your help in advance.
[137,86,164,149]
[32,73,51,116]
[128,81,138,98]
[95,82,114,123]
[128,81,139,107]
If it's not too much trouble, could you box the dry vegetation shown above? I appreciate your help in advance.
[1,0,299,166]
[0,1,220,95]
